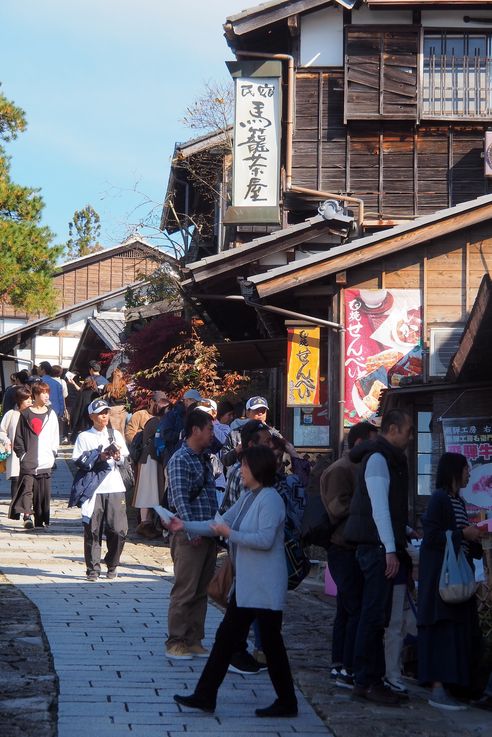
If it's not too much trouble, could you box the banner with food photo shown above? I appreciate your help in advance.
[442,417,492,520]
[344,289,423,426]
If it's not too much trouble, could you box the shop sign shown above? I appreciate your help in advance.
[344,288,423,426]
[286,327,321,407]
[442,417,492,513]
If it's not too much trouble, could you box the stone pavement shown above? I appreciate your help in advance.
[0,453,491,737]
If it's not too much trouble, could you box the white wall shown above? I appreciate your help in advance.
[300,7,344,67]
[422,10,492,28]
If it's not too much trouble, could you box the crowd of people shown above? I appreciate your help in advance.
[1,364,491,718]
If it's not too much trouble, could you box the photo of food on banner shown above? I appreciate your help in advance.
[344,289,423,426]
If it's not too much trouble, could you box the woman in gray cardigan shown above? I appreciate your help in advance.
[171,444,298,718]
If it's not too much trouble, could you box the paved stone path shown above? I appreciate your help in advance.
[1,456,491,737]
[0,459,329,737]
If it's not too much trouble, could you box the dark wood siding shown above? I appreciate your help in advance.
[344,26,419,122]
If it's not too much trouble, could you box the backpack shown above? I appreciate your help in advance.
[301,494,336,550]
[276,473,311,590]
[129,430,144,464]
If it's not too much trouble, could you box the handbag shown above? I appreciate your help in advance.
[285,527,311,590]
[439,530,477,604]
[207,555,234,608]
[301,494,335,549]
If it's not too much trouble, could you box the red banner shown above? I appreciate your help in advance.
[344,289,423,426]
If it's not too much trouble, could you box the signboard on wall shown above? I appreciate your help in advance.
[344,289,423,426]
[443,417,492,515]
[224,60,282,225]
[286,326,321,407]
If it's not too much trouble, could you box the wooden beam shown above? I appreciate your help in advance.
[255,202,492,297]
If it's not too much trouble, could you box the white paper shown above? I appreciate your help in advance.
[153,505,175,524]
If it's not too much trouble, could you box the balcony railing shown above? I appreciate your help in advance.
[422,53,492,118]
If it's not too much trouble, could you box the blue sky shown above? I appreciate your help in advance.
[0,0,248,250]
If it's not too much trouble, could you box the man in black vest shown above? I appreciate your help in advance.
[344,409,413,706]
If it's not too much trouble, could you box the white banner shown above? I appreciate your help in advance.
[232,77,281,209]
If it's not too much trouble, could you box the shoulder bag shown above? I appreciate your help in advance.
[439,529,477,604]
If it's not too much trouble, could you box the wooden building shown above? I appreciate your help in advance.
[0,237,171,388]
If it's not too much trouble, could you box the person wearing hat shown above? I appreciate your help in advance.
[221,397,285,472]
[72,398,130,581]
[153,388,202,469]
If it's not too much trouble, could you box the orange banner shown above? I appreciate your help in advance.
[286,327,321,407]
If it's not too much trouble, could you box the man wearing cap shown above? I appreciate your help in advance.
[88,360,108,393]
[221,396,285,472]
[72,398,130,581]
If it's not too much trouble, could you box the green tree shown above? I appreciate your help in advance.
[0,85,61,315]
[65,204,102,259]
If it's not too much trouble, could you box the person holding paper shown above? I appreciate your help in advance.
[170,444,297,719]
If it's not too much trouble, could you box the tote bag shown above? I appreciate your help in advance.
[439,530,477,604]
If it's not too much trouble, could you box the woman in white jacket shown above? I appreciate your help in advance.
[171,444,298,719]
[0,386,33,500]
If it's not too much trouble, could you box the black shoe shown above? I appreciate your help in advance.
[255,700,298,718]
[106,568,118,580]
[174,693,215,713]
[86,571,99,582]
[352,683,401,706]
[228,651,261,675]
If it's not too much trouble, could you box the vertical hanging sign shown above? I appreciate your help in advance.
[224,60,282,225]
[286,327,321,407]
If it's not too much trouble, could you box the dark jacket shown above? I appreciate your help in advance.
[319,451,358,549]
[417,489,482,627]
[343,436,409,552]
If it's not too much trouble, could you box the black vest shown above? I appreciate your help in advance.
[343,436,409,552]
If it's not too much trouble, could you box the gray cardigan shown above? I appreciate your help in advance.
[183,486,287,611]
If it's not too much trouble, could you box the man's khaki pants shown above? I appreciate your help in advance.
[167,531,217,647]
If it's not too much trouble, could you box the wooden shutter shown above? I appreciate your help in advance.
[345,26,419,122]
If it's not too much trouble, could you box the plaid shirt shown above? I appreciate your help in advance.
[222,461,244,511]
[167,442,218,522]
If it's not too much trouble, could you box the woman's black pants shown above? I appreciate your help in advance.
[193,593,297,709]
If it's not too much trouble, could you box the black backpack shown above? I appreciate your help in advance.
[129,430,144,464]
[301,494,335,550]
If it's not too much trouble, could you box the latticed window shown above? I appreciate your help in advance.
[423,33,492,118]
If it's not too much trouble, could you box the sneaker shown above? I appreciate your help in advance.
[336,669,354,689]
[228,651,261,674]
[188,643,209,658]
[106,568,118,580]
[384,677,409,695]
[86,571,99,582]
[166,643,194,660]
[330,665,343,680]
[23,516,34,530]
[352,683,401,706]
[428,689,467,711]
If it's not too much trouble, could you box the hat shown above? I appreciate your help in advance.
[88,398,110,415]
[196,399,217,415]
[183,389,201,402]
[246,396,269,411]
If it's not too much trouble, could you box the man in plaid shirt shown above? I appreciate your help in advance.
[165,409,218,660]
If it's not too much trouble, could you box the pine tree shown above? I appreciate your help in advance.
[65,204,102,259]
[0,85,61,315]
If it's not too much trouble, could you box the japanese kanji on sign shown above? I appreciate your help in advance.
[443,417,492,513]
[286,327,321,407]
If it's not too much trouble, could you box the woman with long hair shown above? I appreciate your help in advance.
[70,377,99,442]
[0,385,33,502]
[169,444,298,718]
[417,452,485,710]
[102,367,129,435]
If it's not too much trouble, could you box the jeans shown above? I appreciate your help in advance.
[353,544,393,688]
[327,544,364,670]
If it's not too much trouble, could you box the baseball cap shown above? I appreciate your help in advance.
[196,399,217,415]
[183,389,201,401]
[246,396,269,411]
[88,398,110,415]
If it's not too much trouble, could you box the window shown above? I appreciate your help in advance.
[417,411,433,496]
[423,32,491,118]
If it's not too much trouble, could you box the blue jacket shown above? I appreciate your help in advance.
[43,375,65,418]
